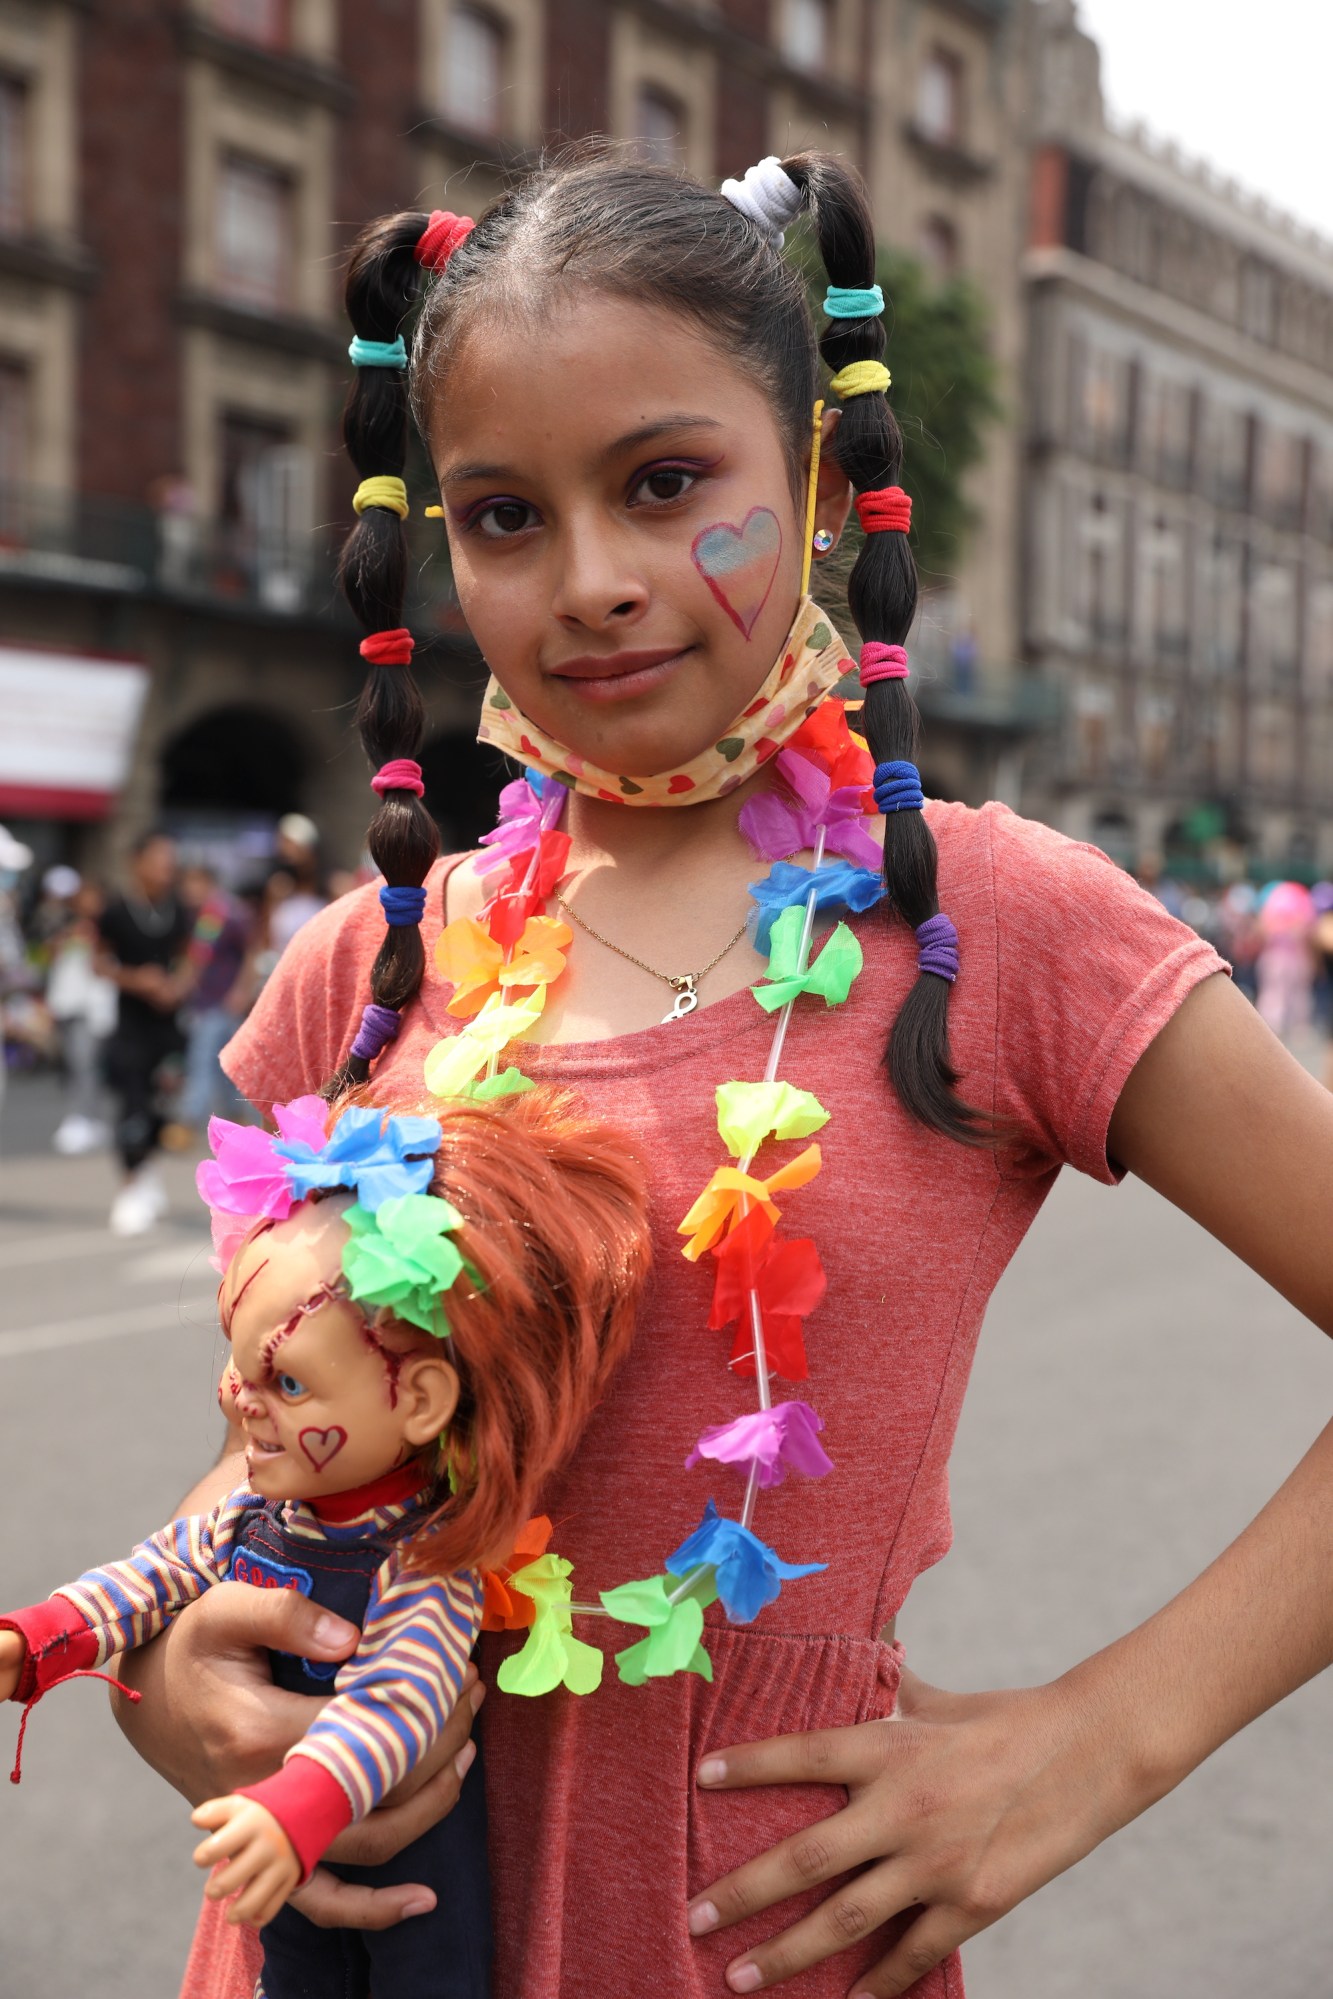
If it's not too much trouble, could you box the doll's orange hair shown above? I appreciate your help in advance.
[334,1084,651,1579]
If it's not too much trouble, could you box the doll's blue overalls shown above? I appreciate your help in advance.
[228,1500,491,1999]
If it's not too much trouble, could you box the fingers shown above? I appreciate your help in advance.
[691,1858,918,1994]
[184,1579,359,1666]
[688,1799,880,1939]
[289,1866,438,1933]
[850,1908,972,1998]
[697,1719,897,1794]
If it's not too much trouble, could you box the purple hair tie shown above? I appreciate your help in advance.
[350,1002,402,1062]
[915,913,959,984]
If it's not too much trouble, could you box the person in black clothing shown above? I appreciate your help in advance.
[96,831,191,1235]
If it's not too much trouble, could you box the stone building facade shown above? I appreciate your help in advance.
[0,0,1028,882]
[1020,0,1333,875]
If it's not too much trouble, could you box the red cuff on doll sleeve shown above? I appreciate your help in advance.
[238,1757,355,1882]
[0,1598,99,1703]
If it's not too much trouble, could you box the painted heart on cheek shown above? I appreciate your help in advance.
[299,1426,348,1471]
[691,508,783,639]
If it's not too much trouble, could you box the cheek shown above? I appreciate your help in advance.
[297,1423,348,1471]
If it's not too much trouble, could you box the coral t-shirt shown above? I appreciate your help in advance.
[189,801,1225,1999]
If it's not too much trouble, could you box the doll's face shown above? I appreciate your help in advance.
[219,1199,458,1502]
[427,295,841,779]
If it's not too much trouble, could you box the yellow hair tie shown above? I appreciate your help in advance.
[353,475,409,519]
[829,361,891,400]
[424,504,444,518]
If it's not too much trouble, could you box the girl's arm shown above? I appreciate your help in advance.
[687,973,1333,1997]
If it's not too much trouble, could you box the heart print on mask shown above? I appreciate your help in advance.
[691,507,783,639]
[299,1425,348,1471]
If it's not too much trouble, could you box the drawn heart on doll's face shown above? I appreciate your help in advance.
[298,1426,347,1471]
[691,508,783,639]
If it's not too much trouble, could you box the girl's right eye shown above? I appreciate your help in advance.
[471,499,539,539]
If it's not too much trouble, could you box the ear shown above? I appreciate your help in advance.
[397,1348,460,1448]
[812,406,852,550]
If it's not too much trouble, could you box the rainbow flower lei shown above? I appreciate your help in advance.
[428,700,886,1696]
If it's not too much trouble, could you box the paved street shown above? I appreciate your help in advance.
[0,1074,1330,1997]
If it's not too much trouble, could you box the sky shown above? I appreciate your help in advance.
[1073,0,1333,239]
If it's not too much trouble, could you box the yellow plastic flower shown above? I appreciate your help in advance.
[677,1144,822,1262]
[436,915,572,1017]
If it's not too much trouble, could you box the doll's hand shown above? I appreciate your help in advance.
[0,1631,24,1703]
[687,1669,1140,1996]
[192,1795,302,1928]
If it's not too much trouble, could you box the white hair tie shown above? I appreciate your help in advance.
[720,156,803,249]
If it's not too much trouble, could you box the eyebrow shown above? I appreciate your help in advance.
[442,414,725,488]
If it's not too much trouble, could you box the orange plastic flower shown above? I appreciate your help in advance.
[786,698,874,793]
[480,1515,554,1630]
[677,1144,822,1262]
[436,915,571,1018]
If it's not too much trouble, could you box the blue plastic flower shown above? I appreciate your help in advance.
[664,1498,825,1624]
[747,860,885,955]
[274,1108,443,1213]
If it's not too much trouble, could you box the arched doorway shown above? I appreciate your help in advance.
[159,704,309,884]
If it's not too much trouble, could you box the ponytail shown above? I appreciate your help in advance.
[782,154,987,1143]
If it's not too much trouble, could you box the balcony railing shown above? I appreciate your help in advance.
[0,483,462,635]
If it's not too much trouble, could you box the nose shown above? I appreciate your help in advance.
[231,1374,266,1421]
[549,514,650,633]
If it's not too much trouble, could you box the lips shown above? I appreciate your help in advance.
[245,1436,285,1459]
[548,645,688,681]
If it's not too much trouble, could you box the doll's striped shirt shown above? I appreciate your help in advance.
[55,1486,481,1839]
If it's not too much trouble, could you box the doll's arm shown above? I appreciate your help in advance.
[213,1561,483,1895]
[0,1491,253,1702]
[190,1794,302,1929]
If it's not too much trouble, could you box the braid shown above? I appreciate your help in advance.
[326,212,441,1100]
[783,153,986,1143]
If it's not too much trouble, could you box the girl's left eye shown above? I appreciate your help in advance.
[276,1373,307,1398]
[472,499,539,539]
[632,466,699,505]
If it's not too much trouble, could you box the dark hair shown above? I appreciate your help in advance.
[335,149,983,1142]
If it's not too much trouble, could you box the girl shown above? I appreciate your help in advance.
[116,151,1333,1999]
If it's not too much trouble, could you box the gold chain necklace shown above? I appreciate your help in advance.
[553,889,751,1023]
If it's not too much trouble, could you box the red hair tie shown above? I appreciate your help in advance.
[855,487,913,535]
[416,211,475,272]
[371,758,425,797]
[859,643,909,687]
[359,628,414,667]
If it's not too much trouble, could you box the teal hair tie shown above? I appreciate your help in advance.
[823,285,885,320]
[348,335,408,368]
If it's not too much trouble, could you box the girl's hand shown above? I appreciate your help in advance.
[192,1794,301,1928]
[112,1582,485,1931]
[688,1668,1137,1997]
[0,1630,23,1703]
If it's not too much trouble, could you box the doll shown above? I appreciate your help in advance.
[0,1086,649,1999]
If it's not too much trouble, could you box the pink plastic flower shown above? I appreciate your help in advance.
[196,1095,328,1220]
[740,749,881,869]
[685,1400,834,1488]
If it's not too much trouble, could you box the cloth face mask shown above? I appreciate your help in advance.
[476,595,854,806]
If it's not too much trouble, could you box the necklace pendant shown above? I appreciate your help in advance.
[662,974,699,1023]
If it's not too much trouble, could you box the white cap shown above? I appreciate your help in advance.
[720,156,804,249]
[277,813,319,849]
[0,825,33,871]
[42,865,82,898]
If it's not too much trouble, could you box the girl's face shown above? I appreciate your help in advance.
[427,296,809,778]
[219,1201,457,1501]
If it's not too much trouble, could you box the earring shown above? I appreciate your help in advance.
[812,528,834,555]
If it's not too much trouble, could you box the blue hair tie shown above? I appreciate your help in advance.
[873,760,924,814]
[379,884,427,926]
[915,913,959,984]
[349,335,408,368]
[823,284,885,320]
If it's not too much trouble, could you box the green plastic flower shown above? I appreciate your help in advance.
[341,1193,468,1338]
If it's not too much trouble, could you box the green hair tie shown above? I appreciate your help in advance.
[348,335,408,368]
[823,285,885,320]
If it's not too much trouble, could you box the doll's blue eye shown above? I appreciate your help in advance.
[276,1373,307,1397]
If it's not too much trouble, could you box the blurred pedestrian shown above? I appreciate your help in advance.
[96,831,190,1235]
[44,873,115,1155]
[1255,880,1316,1042]
[161,864,253,1150]
[266,813,326,958]
[0,823,33,1136]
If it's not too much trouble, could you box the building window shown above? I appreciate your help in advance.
[781,0,831,74]
[917,48,962,147]
[214,0,290,47]
[633,87,684,168]
[919,215,958,280]
[216,154,293,312]
[442,7,506,135]
[0,75,27,236]
[1078,346,1131,463]
[219,412,312,610]
[1256,426,1306,525]
[0,361,27,525]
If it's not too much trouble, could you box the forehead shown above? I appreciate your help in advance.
[224,1204,353,1371]
[430,295,771,462]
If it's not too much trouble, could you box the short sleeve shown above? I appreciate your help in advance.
[221,885,384,1112]
[984,804,1229,1184]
